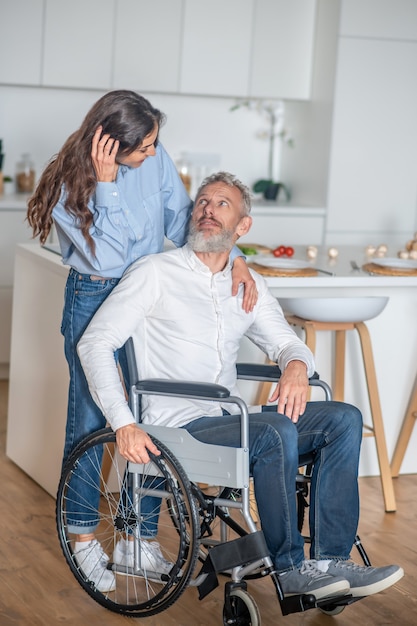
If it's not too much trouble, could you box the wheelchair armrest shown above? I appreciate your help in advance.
[236,362,319,383]
[135,378,231,399]
[237,363,282,380]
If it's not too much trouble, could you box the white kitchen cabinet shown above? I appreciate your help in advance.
[7,245,69,496]
[1,0,318,99]
[180,0,316,99]
[326,37,417,243]
[113,0,183,92]
[249,0,317,99]
[239,204,325,247]
[0,0,44,85]
[42,0,114,89]
[0,204,33,376]
[341,0,417,40]
[180,0,254,97]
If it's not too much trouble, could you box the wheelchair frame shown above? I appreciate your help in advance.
[56,342,369,624]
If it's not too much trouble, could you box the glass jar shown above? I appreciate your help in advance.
[16,153,35,193]
[176,156,192,194]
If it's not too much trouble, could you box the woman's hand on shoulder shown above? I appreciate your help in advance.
[232,256,258,313]
[91,126,120,182]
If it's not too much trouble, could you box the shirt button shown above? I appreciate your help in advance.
[112,191,118,197]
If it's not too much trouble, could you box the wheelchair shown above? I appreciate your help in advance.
[56,341,370,624]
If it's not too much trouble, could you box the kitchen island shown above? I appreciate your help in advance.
[0,192,32,376]
[6,242,417,498]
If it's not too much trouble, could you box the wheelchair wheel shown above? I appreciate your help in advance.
[223,588,261,626]
[56,428,200,617]
[319,604,345,616]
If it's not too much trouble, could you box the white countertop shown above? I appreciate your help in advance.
[258,244,417,297]
[19,242,417,295]
[0,192,30,210]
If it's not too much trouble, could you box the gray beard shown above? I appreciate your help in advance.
[187,223,235,253]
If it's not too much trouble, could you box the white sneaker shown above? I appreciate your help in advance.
[73,539,116,592]
[113,537,175,582]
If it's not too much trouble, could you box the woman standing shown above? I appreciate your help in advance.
[27,90,256,591]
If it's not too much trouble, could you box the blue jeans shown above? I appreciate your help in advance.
[183,401,363,573]
[61,269,129,534]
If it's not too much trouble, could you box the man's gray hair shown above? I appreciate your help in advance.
[195,171,252,216]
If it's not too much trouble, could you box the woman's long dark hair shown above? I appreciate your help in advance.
[27,90,165,250]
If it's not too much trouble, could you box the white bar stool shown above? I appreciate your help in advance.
[255,314,396,513]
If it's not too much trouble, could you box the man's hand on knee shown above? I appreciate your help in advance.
[269,360,309,423]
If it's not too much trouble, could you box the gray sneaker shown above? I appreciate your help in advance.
[279,560,350,600]
[323,560,404,597]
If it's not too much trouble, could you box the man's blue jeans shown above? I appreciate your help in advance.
[183,402,363,573]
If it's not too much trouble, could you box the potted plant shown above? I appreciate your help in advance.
[230,99,293,202]
[3,175,14,195]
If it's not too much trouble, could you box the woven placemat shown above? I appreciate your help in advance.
[248,262,318,277]
[362,262,417,276]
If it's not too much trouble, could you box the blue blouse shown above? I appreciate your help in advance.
[52,142,194,278]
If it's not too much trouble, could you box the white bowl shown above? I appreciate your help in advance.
[279,297,389,323]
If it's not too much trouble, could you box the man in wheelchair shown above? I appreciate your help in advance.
[78,171,403,602]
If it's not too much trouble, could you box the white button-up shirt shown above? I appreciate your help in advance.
[78,244,315,430]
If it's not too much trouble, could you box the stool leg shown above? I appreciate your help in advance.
[355,322,396,512]
[302,321,316,355]
[390,374,417,478]
[301,322,316,401]
[334,330,346,402]
[255,360,274,406]
[255,318,318,405]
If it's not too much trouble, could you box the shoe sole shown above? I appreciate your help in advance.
[285,579,350,601]
[94,582,116,593]
[87,573,116,593]
[350,567,404,597]
[112,562,171,584]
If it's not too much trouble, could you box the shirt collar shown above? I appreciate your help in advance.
[182,243,233,276]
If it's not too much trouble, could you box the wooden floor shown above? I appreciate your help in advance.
[1,379,416,625]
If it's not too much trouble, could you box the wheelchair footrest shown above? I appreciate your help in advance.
[197,531,269,600]
[281,592,358,616]
[280,593,317,615]
[317,593,361,611]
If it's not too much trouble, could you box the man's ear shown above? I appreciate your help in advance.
[236,216,252,238]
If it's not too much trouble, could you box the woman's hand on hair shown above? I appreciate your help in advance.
[91,126,120,182]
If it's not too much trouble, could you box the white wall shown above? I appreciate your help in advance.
[0,85,274,196]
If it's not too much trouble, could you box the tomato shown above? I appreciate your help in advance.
[273,245,295,257]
